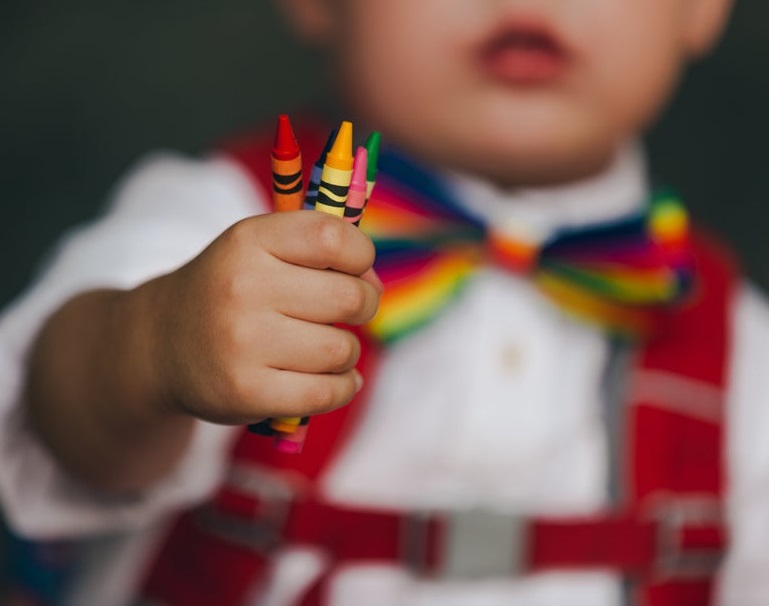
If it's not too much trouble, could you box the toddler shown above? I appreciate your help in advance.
[2,1,765,605]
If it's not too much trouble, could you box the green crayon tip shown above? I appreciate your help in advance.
[364,131,381,181]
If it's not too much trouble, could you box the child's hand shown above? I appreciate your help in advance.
[150,211,381,426]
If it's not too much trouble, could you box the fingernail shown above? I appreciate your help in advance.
[371,269,384,294]
[353,369,364,392]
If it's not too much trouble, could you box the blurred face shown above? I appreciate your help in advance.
[288,0,730,186]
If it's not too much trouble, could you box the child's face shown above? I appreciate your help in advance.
[284,0,732,187]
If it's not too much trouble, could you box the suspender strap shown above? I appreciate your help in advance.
[141,509,270,606]
[625,230,736,606]
[283,502,724,576]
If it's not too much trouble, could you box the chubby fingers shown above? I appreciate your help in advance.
[249,367,364,420]
[208,319,365,422]
[269,265,380,326]
[261,317,361,374]
[257,210,376,277]
[241,211,381,326]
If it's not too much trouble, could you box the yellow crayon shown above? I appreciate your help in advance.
[314,120,354,217]
[270,417,302,433]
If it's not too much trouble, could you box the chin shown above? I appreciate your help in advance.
[442,132,620,188]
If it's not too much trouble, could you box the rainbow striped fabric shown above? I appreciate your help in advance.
[360,150,696,343]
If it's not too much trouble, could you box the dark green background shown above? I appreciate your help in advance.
[2,0,769,310]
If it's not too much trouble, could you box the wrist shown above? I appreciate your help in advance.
[117,276,187,423]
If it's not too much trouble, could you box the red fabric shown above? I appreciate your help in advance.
[628,231,736,605]
[140,125,736,606]
[142,510,270,606]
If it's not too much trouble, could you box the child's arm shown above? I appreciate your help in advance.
[25,210,380,495]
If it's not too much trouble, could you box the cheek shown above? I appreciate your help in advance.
[334,1,472,136]
[339,41,451,145]
[582,5,688,137]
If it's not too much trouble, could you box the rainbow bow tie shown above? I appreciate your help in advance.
[360,151,695,343]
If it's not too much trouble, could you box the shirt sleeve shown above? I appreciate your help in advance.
[719,282,769,603]
[0,151,268,539]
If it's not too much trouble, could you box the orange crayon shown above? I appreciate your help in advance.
[271,114,304,212]
[269,116,306,435]
[248,115,305,438]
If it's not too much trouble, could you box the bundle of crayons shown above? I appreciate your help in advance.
[247,114,381,453]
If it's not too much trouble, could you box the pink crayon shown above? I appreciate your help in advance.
[343,147,368,226]
[274,425,309,454]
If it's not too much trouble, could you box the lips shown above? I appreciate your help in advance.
[479,22,568,85]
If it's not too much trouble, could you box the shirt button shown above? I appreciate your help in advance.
[499,343,523,372]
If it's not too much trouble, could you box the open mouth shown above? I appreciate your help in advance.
[479,23,568,85]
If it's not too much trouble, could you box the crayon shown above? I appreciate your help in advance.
[270,417,302,434]
[343,147,368,226]
[275,424,309,454]
[364,131,381,202]
[303,129,337,210]
[248,114,305,437]
[314,120,354,217]
[247,419,276,436]
[271,114,304,212]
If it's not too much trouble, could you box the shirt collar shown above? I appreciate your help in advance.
[441,141,649,244]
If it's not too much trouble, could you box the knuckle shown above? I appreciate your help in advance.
[301,374,357,415]
[303,381,338,414]
[323,332,359,370]
[313,382,338,411]
[312,215,346,257]
[215,354,268,413]
[359,234,377,268]
[220,365,255,410]
[215,269,248,305]
[336,278,368,318]
[222,218,252,249]
[212,313,249,357]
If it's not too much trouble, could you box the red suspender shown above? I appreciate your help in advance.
[626,231,735,606]
[139,123,736,606]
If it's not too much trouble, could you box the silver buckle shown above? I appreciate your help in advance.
[650,497,724,579]
[401,511,434,576]
[196,465,295,553]
[401,509,529,579]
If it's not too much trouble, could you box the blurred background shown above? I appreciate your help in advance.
[2,0,769,310]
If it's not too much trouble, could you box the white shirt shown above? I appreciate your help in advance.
[0,145,767,605]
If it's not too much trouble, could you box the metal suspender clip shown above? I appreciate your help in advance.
[196,465,295,554]
[400,511,436,576]
[401,509,530,579]
[651,497,726,579]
